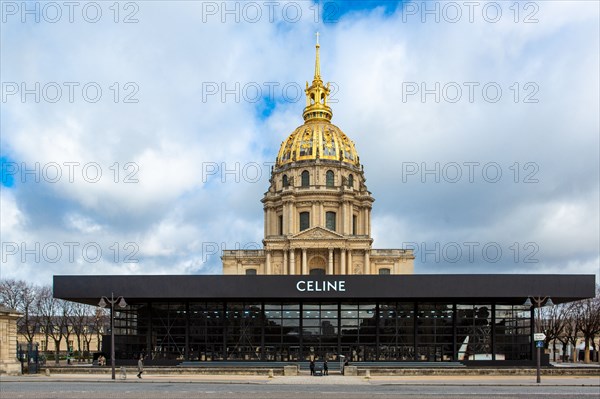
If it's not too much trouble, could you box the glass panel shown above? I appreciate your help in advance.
[456,304,492,361]
[417,303,454,362]
[495,304,532,361]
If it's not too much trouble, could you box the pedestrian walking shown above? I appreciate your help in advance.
[137,354,144,378]
[323,360,328,376]
[309,360,315,376]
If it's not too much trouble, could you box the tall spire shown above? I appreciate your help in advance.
[303,33,332,123]
[314,32,321,81]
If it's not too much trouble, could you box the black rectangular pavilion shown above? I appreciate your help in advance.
[54,274,595,366]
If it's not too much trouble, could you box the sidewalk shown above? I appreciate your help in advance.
[3,373,598,386]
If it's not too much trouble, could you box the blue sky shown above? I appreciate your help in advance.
[1,1,598,284]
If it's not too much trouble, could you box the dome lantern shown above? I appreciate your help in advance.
[303,32,333,123]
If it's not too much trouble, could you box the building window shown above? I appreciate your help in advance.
[326,170,334,187]
[246,269,257,275]
[283,174,289,187]
[379,268,391,275]
[40,340,47,352]
[300,212,310,231]
[352,215,357,235]
[278,215,283,235]
[348,174,354,188]
[301,171,310,187]
[326,212,336,231]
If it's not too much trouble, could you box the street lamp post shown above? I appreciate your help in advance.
[98,293,127,380]
[523,296,554,384]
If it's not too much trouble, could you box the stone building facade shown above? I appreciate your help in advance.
[0,305,22,375]
[222,40,414,275]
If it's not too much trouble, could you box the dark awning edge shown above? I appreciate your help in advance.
[53,274,596,306]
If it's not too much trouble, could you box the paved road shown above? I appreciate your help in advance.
[2,380,599,399]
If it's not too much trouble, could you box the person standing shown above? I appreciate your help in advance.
[323,360,328,376]
[137,354,144,378]
[309,360,315,376]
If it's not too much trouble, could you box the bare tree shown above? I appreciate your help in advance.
[0,278,21,309]
[575,286,600,364]
[69,303,96,361]
[37,285,73,364]
[92,307,109,352]
[541,302,568,362]
[0,279,41,344]
[557,302,579,362]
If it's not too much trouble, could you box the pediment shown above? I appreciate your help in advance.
[291,226,344,240]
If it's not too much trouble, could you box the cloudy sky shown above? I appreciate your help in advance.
[1,0,598,285]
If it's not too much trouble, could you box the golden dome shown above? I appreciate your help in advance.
[276,122,359,167]
[275,35,360,168]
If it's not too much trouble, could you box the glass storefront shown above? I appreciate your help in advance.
[111,301,532,363]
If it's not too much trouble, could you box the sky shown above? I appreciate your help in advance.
[1,0,599,285]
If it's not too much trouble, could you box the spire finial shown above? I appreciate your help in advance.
[314,31,321,80]
[303,34,332,123]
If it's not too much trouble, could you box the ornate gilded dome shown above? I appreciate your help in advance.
[276,122,359,167]
[275,36,360,168]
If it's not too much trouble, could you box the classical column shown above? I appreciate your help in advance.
[340,249,346,274]
[347,250,353,275]
[283,250,288,275]
[264,208,268,237]
[364,250,370,275]
[366,208,371,236]
[312,203,317,227]
[346,203,352,235]
[302,249,308,275]
[319,201,324,226]
[266,250,272,275]
[289,249,296,275]
[288,202,294,235]
[341,201,346,234]
[328,248,333,275]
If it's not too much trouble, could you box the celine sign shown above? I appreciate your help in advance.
[296,280,346,292]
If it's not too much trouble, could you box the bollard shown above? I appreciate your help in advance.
[365,369,371,379]
[45,368,50,377]
[268,369,274,378]
[120,366,127,380]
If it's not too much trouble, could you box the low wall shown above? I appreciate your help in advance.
[360,368,600,376]
[42,365,599,376]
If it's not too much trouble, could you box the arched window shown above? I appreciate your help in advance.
[282,174,289,187]
[326,170,334,187]
[326,212,336,231]
[300,212,310,231]
[348,174,354,188]
[309,268,325,275]
[301,171,310,187]
[379,268,391,275]
[352,215,357,235]
[246,269,257,275]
